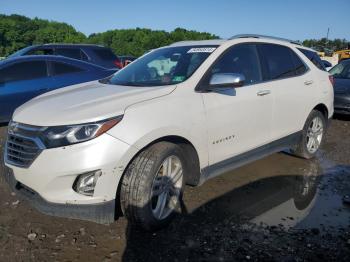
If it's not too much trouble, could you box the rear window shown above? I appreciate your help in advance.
[51,62,84,76]
[55,48,83,60]
[0,61,47,83]
[91,48,117,61]
[27,48,54,55]
[297,48,326,71]
[290,50,307,76]
[258,44,297,80]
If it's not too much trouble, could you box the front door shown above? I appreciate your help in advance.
[200,43,273,165]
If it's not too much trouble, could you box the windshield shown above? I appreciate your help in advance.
[329,62,350,79]
[105,45,217,87]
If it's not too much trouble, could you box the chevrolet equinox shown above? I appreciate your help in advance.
[4,35,334,230]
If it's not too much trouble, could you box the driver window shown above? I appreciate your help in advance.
[210,44,262,85]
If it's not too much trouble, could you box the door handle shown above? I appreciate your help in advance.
[257,90,271,96]
[304,80,314,85]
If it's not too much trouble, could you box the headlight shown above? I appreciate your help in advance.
[41,115,123,148]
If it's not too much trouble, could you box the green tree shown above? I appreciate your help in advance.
[0,14,87,56]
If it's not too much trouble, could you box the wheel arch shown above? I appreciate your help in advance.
[313,103,329,119]
[127,135,202,186]
[114,134,202,219]
[150,135,201,186]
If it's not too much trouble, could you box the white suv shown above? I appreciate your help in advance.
[4,35,334,230]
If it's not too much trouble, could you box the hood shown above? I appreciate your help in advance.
[334,78,350,94]
[13,80,176,126]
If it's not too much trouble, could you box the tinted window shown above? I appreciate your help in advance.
[209,44,262,85]
[92,48,117,61]
[0,61,47,83]
[329,62,350,79]
[258,44,296,80]
[290,50,307,75]
[55,48,82,60]
[27,48,54,55]
[298,48,326,71]
[51,62,84,75]
[80,51,89,61]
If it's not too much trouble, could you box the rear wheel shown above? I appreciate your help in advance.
[292,110,326,159]
[120,142,185,230]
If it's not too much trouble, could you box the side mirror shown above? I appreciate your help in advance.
[209,73,245,89]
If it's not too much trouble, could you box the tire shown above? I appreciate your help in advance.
[292,110,327,159]
[120,142,185,230]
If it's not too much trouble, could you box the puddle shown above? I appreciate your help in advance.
[183,152,350,232]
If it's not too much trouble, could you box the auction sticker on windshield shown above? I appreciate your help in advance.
[187,47,216,53]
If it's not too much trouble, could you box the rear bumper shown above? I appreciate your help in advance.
[334,95,350,115]
[2,169,116,224]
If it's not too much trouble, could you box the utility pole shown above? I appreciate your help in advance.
[326,28,330,40]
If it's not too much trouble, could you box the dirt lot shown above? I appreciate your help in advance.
[0,117,350,262]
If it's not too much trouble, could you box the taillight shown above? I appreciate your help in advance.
[114,59,123,69]
[328,75,335,87]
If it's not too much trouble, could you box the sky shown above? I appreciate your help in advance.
[1,0,349,41]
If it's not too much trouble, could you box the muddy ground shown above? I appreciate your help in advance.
[0,117,350,262]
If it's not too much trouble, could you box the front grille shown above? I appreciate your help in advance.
[5,122,45,168]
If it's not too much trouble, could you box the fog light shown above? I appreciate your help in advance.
[73,170,102,196]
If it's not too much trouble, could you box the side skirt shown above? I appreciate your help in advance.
[199,131,302,185]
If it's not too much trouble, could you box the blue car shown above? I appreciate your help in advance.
[8,44,123,69]
[0,55,117,123]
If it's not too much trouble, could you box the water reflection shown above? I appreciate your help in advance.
[123,154,350,261]
[182,153,349,230]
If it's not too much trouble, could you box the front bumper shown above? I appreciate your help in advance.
[2,169,115,224]
[4,132,139,222]
[334,94,350,115]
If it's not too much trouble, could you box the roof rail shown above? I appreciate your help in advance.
[42,43,105,47]
[229,34,302,46]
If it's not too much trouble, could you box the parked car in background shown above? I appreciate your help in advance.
[312,46,333,57]
[119,55,137,67]
[8,44,123,69]
[334,49,350,62]
[3,35,333,230]
[329,59,350,115]
[0,55,117,123]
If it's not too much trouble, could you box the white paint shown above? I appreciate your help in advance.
[6,37,334,208]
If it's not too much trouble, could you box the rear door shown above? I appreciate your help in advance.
[47,61,91,89]
[200,43,273,165]
[257,43,314,140]
[0,60,51,122]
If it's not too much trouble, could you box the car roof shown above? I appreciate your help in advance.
[37,43,106,48]
[0,55,106,70]
[170,34,316,52]
[170,39,227,47]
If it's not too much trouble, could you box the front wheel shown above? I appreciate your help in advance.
[120,142,185,230]
[292,110,327,159]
